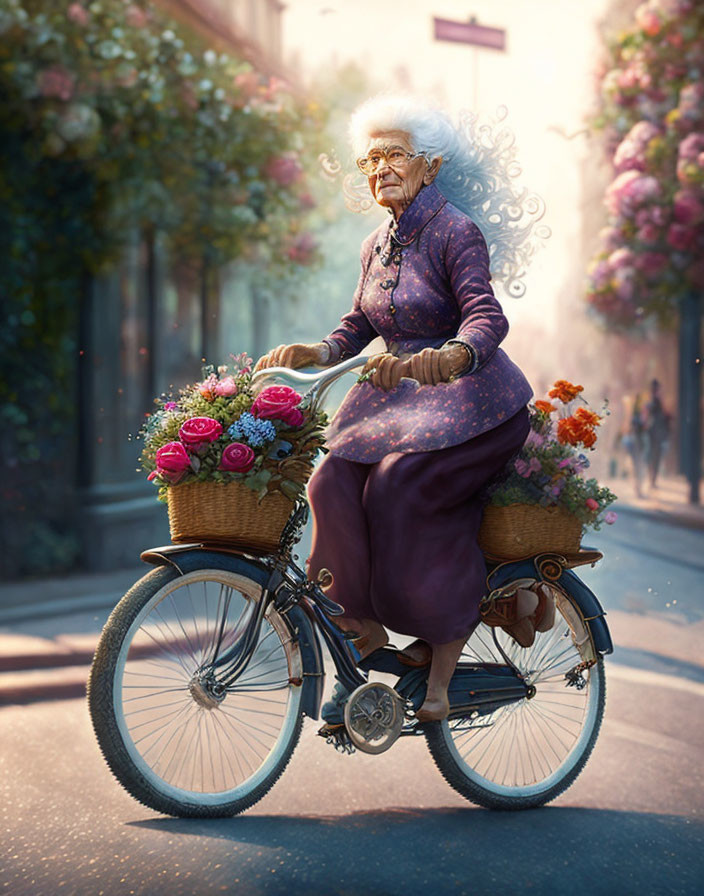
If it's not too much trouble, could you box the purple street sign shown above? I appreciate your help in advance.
[433,17,506,51]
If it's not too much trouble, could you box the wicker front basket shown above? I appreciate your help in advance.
[167,480,294,553]
[478,503,583,560]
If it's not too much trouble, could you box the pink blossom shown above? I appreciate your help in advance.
[219,442,255,473]
[667,223,696,251]
[612,268,635,301]
[155,442,191,484]
[524,429,547,449]
[266,153,303,187]
[604,511,618,524]
[608,247,636,270]
[673,190,704,226]
[636,7,662,36]
[599,226,622,250]
[214,376,238,397]
[67,3,89,25]
[679,133,704,164]
[613,121,659,173]
[515,457,542,478]
[178,417,223,451]
[286,231,317,265]
[252,385,302,422]
[590,259,611,289]
[585,497,599,511]
[37,66,75,101]
[558,457,573,469]
[637,252,668,276]
[164,401,177,411]
[126,4,148,28]
[637,223,660,243]
[234,71,261,99]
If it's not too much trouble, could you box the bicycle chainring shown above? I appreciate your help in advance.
[343,682,405,754]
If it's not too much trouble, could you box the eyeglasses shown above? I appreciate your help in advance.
[356,146,428,176]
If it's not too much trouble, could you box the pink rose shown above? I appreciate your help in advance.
[155,442,191,484]
[636,223,660,243]
[585,498,599,511]
[214,376,238,397]
[278,406,305,428]
[220,442,255,472]
[604,511,618,524]
[252,385,303,421]
[67,3,89,25]
[178,417,223,451]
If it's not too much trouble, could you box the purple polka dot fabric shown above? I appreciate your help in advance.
[321,183,533,463]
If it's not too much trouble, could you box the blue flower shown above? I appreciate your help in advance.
[228,412,277,448]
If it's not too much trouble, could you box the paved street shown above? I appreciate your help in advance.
[1,510,703,895]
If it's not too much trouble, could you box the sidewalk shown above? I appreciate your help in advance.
[1,476,702,706]
[603,473,704,531]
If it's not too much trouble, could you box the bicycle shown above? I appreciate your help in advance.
[87,354,613,816]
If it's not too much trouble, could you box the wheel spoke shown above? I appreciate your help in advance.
[434,588,602,798]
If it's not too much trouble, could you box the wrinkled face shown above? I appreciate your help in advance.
[363,129,436,217]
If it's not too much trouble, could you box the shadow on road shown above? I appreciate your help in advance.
[130,806,702,894]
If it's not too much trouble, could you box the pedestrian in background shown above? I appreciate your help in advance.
[644,378,671,489]
[621,393,646,497]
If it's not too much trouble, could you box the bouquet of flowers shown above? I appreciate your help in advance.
[140,353,328,505]
[479,380,618,558]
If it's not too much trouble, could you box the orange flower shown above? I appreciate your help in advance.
[574,407,602,427]
[548,379,584,403]
[534,400,557,414]
[557,417,581,446]
[581,428,597,448]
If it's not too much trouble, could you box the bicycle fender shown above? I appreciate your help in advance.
[140,546,325,717]
[285,604,325,720]
[487,558,613,656]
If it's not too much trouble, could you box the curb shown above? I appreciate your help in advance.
[612,501,704,531]
[0,666,88,706]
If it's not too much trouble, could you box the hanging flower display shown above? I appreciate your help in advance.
[587,0,704,327]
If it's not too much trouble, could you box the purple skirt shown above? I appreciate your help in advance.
[305,406,530,644]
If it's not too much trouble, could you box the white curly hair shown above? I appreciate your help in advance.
[344,94,550,298]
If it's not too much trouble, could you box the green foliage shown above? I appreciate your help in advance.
[0,0,331,575]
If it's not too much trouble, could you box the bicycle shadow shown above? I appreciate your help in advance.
[129,806,703,895]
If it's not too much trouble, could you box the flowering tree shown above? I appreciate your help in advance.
[0,0,327,574]
[586,0,703,326]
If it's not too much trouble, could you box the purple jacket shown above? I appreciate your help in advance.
[321,183,533,463]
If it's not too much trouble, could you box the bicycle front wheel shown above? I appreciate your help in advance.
[425,583,606,810]
[88,564,304,817]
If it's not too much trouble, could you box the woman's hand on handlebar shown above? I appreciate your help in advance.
[360,353,410,392]
[253,343,327,373]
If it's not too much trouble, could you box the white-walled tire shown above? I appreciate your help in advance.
[88,565,303,817]
[425,589,606,810]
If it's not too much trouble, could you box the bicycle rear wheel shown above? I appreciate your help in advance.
[88,564,303,817]
[425,583,605,810]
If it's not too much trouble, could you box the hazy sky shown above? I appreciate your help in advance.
[281,0,613,339]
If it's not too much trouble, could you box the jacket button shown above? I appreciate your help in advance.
[381,279,394,289]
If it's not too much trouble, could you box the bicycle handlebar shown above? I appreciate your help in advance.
[250,354,373,409]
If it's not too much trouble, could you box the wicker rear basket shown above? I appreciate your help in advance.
[478,503,583,560]
[167,480,294,553]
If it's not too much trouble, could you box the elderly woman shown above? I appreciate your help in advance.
[254,96,537,721]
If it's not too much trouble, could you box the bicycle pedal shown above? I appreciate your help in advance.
[317,722,356,754]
